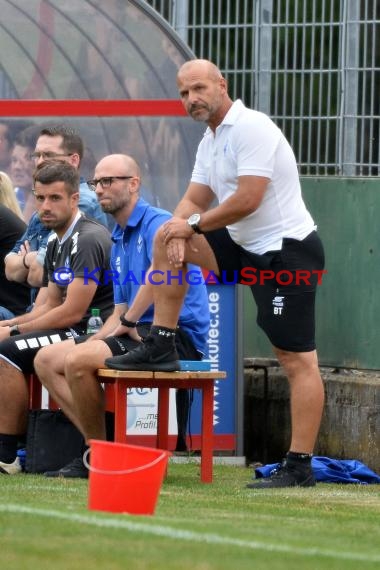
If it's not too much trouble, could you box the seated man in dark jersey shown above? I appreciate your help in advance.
[0,160,113,475]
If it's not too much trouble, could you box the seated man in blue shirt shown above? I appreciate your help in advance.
[4,124,110,301]
[34,154,210,478]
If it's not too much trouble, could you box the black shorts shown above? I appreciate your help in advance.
[204,229,325,352]
[0,329,78,373]
[75,322,201,361]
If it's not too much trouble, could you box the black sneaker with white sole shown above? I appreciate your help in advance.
[44,456,88,479]
[105,335,180,372]
[246,461,315,489]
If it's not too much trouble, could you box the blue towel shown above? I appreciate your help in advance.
[255,456,380,485]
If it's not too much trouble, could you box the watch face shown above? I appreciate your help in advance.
[189,213,201,225]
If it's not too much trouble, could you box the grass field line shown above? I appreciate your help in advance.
[2,503,380,563]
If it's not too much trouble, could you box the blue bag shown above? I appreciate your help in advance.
[255,456,380,485]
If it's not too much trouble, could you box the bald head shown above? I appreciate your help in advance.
[177,59,223,83]
[95,154,141,179]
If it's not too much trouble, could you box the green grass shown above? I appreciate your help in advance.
[1,463,380,570]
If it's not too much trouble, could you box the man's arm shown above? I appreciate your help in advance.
[173,182,215,219]
[4,243,36,283]
[1,277,98,338]
[173,176,269,232]
[26,246,46,288]
[31,286,48,309]
[0,286,48,328]
[161,177,269,267]
[20,277,98,333]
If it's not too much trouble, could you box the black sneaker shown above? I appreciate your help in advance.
[44,456,88,479]
[105,335,180,372]
[246,461,315,489]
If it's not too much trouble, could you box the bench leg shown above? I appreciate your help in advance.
[200,381,214,483]
[114,380,128,443]
[157,387,170,450]
[29,374,42,408]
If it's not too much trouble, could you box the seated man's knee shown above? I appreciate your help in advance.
[64,345,96,380]
[64,349,83,378]
[34,345,55,378]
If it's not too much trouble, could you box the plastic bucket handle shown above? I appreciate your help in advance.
[83,447,168,476]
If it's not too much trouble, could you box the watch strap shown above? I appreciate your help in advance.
[9,324,20,336]
[120,315,137,328]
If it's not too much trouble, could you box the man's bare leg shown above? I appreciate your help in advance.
[64,341,113,442]
[247,348,324,489]
[35,339,113,478]
[36,339,113,439]
[0,359,29,435]
[274,348,324,454]
[0,359,29,472]
[152,229,220,328]
[34,340,82,432]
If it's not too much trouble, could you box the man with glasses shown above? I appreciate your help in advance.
[4,124,110,298]
[33,154,209,478]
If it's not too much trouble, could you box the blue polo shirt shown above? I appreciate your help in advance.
[111,198,209,354]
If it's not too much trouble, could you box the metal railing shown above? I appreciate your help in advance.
[147,0,380,176]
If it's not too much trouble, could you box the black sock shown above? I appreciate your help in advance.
[150,325,176,345]
[286,451,313,468]
[0,434,19,463]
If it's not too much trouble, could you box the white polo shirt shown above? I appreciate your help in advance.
[191,99,316,254]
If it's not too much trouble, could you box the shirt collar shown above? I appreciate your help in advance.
[221,99,245,125]
[204,99,245,136]
[56,211,82,245]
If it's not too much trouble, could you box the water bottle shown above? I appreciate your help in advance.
[86,307,103,335]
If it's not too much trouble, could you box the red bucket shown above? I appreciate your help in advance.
[86,440,171,515]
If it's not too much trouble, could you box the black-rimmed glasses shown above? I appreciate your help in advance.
[87,176,133,191]
[30,151,74,160]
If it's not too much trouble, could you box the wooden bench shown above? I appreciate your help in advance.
[97,369,226,483]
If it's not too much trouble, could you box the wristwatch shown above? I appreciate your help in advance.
[187,213,202,234]
[9,324,20,336]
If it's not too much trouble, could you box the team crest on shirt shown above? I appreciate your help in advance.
[137,234,143,254]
